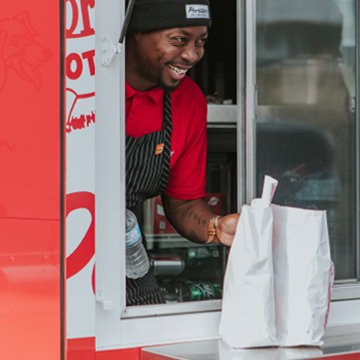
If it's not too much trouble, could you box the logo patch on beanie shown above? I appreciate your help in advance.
[186,4,210,19]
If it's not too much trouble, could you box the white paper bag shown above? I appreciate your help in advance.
[219,175,334,348]
[218,177,279,348]
[272,204,334,346]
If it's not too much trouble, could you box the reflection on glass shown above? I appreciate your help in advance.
[256,0,357,280]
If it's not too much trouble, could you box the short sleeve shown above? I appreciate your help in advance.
[164,94,207,200]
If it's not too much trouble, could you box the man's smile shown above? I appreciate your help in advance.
[167,64,190,75]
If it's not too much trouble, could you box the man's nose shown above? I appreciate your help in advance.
[181,42,201,64]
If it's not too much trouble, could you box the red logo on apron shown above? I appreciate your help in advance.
[155,143,164,155]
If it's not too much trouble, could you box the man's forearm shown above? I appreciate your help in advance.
[161,195,216,244]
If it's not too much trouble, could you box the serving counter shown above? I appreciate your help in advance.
[142,324,360,360]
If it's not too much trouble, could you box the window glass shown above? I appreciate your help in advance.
[255,0,357,280]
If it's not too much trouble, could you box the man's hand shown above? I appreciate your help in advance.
[162,194,239,246]
[216,214,240,247]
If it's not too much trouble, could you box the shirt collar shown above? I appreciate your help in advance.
[125,81,164,103]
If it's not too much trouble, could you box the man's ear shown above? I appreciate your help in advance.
[131,32,142,42]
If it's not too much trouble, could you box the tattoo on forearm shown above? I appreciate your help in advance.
[181,207,208,229]
[190,230,201,242]
[181,207,190,221]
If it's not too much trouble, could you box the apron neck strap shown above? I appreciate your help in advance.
[163,89,172,129]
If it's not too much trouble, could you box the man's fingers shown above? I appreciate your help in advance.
[217,213,240,246]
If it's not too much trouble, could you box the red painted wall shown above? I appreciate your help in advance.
[0,1,64,359]
[68,337,360,360]
[68,338,142,360]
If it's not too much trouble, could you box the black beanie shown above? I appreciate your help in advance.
[127,0,211,34]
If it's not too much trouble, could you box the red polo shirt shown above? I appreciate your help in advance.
[125,76,207,200]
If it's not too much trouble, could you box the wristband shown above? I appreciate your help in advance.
[206,215,222,244]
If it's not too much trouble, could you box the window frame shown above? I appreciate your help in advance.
[94,0,360,351]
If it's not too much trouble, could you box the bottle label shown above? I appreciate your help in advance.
[184,281,222,301]
[126,223,141,246]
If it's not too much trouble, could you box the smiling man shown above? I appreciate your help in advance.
[125,0,240,306]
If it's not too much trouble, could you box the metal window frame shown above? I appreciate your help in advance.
[94,0,360,351]
[356,0,360,284]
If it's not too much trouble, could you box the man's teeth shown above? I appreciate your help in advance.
[168,65,187,75]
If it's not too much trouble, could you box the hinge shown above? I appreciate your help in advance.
[101,36,123,67]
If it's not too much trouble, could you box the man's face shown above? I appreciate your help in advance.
[130,26,208,91]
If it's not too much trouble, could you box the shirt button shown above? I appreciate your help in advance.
[129,113,134,119]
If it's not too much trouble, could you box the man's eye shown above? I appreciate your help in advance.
[198,38,208,44]
[174,37,187,42]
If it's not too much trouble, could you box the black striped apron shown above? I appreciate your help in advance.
[125,89,172,306]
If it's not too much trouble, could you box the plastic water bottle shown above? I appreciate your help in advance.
[126,209,150,279]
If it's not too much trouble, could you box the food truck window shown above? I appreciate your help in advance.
[94,0,360,350]
[94,0,242,345]
[253,0,359,287]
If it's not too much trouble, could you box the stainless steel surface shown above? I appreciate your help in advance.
[142,324,360,360]
[207,105,237,123]
[151,256,185,276]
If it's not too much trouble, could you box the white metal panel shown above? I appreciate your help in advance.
[117,311,221,349]
[327,300,360,326]
[95,0,126,349]
[66,0,96,340]
[122,300,222,318]
[96,299,360,350]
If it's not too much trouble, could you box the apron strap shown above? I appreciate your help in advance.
[158,89,172,194]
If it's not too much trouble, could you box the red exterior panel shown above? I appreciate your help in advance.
[68,337,96,360]
[68,338,142,360]
[0,0,65,359]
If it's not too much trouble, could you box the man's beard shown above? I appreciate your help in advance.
[136,63,183,92]
[156,73,180,92]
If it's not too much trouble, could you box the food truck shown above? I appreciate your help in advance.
[1,0,360,359]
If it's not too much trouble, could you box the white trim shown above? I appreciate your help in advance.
[122,300,222,319]
[95,0,125,350]
[95,300,360,350]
